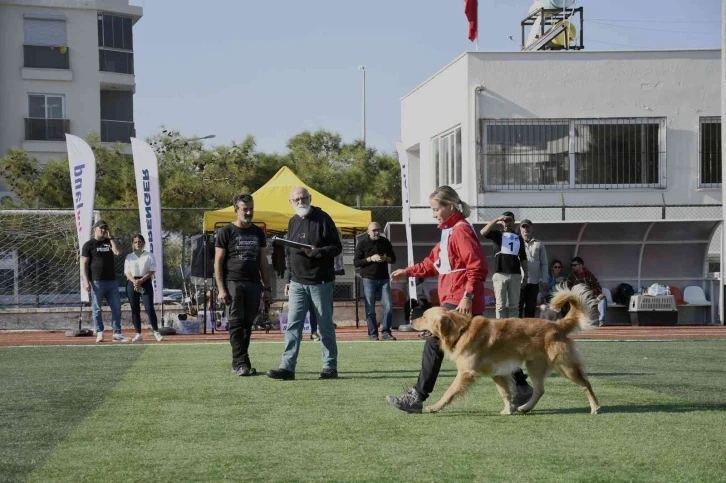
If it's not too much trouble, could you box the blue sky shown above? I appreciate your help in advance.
[131,0,722,154]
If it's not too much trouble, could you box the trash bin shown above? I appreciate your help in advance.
[628,295,678,326]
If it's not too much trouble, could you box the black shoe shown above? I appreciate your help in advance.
[232,366,257,377]
[369,335,379,341]
[386,386,423,414]
[382,333,397,341]
[514,383,534,407]
[266,368,295,380]
[319,368,338,379]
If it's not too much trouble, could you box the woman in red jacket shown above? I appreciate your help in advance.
[386,186,531,413]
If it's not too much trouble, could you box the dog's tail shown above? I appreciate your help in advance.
[549,283,597,334]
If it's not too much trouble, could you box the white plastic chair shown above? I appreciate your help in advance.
[683,286,710,305]
[601,287,615,306]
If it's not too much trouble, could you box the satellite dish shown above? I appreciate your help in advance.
[549,21,577,47]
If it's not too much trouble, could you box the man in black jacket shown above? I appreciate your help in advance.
[354,222,397,340]
[267,187,343,380]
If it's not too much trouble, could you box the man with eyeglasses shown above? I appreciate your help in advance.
[567,256,607,326]
[354,221,397,341]
[267,187,343,380]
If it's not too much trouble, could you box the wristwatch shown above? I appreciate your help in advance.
[263,286,272,292]
[463,291,474,300]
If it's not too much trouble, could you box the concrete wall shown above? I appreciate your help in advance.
[401,54,468,207]
[401,50,722,223]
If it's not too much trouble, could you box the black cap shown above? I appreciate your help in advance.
[93,220,109,229]
[502,211,515,218]
[520,219,533,227]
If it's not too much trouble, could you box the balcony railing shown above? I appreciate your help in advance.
[101,120,135,143]
[99,48,134,74]
[24,118,70,141]
[24,45,70,69]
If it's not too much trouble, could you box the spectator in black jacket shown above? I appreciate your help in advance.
[354,222,397,341]
[267,187,343,381]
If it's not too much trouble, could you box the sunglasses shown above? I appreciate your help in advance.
[553,265,562,269]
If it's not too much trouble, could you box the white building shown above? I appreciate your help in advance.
[0,0,142,200]
[401,50,722,224]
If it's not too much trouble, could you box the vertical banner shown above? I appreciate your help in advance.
[396,142,417,303]
[66,134,97,302]
[131,138,164,302]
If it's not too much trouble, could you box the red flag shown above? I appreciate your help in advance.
[464,0,478,42]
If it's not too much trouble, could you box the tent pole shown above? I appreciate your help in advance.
[353,229,359,328]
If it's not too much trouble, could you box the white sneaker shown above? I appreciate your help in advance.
[112,334,129,343]
[131,333,143,342]
[95,331,104,343]
[153,331,164,342]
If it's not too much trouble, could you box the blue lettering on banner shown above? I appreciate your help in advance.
[142,169,154,253]
[73,164,85,232]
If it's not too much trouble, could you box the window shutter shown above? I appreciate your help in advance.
[24,16,67,46]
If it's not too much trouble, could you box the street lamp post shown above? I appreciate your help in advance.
[358,66,366,147]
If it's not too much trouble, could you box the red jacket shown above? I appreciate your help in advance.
[405,212,488,314]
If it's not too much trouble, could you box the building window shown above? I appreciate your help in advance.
[23,14,69,69]
[481,118,666,190]
[101,91,134,143]
[97,13,134,74]
[699,117,721,187]
[25,94,69,141]
[432,127,462,187]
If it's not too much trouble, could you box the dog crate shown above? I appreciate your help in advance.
[628,295,678,326]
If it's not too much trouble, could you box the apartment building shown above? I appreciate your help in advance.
[0,0,143,200]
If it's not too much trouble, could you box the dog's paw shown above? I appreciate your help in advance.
[500,408,513,416]
[591,406,601,415]
[516,405,532,414]
[426,406,440,414]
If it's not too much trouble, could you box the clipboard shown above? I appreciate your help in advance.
[270,236,314,250]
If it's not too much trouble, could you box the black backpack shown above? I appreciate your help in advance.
[612,283,635,305]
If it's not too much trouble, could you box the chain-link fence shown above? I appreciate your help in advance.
[0,203,722,307]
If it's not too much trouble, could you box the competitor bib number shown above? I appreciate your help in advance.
[501,232,520,256]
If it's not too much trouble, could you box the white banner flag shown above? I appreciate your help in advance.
[131,138,164,302]
[66,134,97,303]
[396,142,417,303]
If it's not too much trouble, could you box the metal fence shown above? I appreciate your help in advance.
[0,203,722,307]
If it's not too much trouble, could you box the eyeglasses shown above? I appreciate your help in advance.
[553,265,562,269]
[290,196,310,204]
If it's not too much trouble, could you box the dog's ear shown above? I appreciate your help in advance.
[436,313,454,338]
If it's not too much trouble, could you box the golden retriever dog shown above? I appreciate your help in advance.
[412,284,600,415]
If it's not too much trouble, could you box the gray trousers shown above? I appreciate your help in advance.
[492,272,522,319]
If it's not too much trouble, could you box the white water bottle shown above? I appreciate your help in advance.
[665,285,671,296]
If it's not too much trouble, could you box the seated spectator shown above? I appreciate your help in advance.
[546,259,567,301]
[567,257,607,327]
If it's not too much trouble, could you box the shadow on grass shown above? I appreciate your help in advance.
[430,402,726,417]
[0,346,146,481]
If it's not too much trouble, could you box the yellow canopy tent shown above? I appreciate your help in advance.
[203,166,372,233]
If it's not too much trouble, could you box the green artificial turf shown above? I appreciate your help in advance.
[1,340,725,482]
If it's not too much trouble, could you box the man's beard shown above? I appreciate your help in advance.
[370,234,379,240]
[241,216,252,224]
[295,205,311,217]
